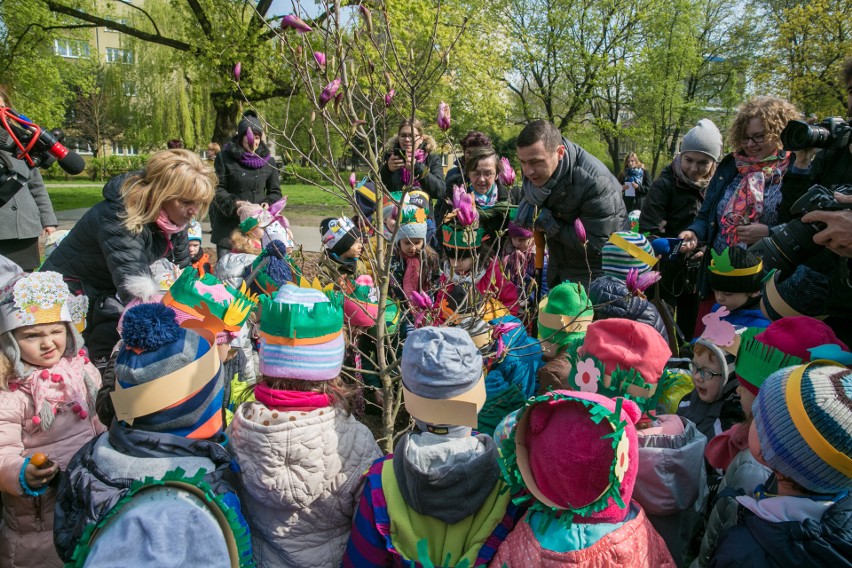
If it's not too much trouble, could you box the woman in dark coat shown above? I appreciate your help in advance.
[617,152,652,212]
[41,149,215,372]
[211,111,281,258]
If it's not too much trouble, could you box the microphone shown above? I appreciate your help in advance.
[35,128,86,175]
[651,238,671,257]
[0,108,86,175]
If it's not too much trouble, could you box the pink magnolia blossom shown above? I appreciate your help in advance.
[452,185,477,226]
[349,172,357,189]
[319,78,340,108]
[245,128,255,147]
[498,157,516,186]
[626,268,661,295]
[492,321,521,359]
[233,62,241,82]
[384,89,395,107]
[281,14,312,34]
[437,102,451,131]
[313,52,326,67]
[574,218,587,243]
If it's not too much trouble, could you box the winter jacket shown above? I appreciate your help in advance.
[712,301,771,329]
[477,315,543,436]
[211,141,282,249]
[317,251,367,292]
[228,400,381,568]
[676,379,744,445]
[214,252,258,289]
[634,414,708,567]
[0,357,104,568]
[489,503,675,567]
[41,173,190,304]
[639,164,705,240]
[709,493,852,568]
[540,140,627,288]
[53,424,238,562]
[343,432,520,567]
[589,275,670,342]
[380,135,446,201]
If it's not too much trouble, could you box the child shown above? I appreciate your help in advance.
[710,362,852,566]
[188,219,212,276]
[228,284,381,568]
[343,327,521,567]
[536,280,594,391]
[677,313,745,444]
[695,316,848,567]
[389,205,440,303]
[589,272,669,341]
[0,271,103,568]
[759,264,830,320]
[489,390,675,567]
[215,203,273,289]
[706,247,770,328]
[319,216,366,291]
[53,302,250,563]
[601,230,658,281]
[502,221,546,325]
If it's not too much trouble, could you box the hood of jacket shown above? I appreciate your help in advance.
[589,275,670,342]
[385,134,438,155]
[392,430,500,525]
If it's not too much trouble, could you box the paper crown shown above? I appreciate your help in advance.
[163,268,257,333]
[497,391,637,528]
[708,247,763,277]
[441,223,483,250]
[237,203,273,234]
[344,275,380,327]
[538,281,594,359]
[735,327,803,392]
[400,205,428,226]
[606,232,658,269]
[0,271,88,334]
[698,307,746,357]
[257,284,344,344]
[760,267,829,321]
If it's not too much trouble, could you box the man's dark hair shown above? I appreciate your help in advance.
[517,120,562,152]
[843,57,852,86]
[460,131,492,150]
[166,139,184,149]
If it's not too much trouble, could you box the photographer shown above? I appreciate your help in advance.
[774,57,852,344]
[0,85,58,270]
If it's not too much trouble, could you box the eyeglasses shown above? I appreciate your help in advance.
[690,362,724,381]
[742,132,767,146]
[470,170,496,180]
[399,132,419,140]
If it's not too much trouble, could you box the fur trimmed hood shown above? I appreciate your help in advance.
[385,134,438,155]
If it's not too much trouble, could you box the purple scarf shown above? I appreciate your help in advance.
[239,152,272,169]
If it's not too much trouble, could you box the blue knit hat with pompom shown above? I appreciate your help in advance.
[113,303,224,439]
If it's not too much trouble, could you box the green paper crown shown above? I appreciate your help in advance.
[258,288,344,340]
[735,327,803,389]
[538,281,594,351]
[167,268,255,328]
[239,217,260,234]
[441,224,483,249]
[499,392,628,531]
[383,299,400,335]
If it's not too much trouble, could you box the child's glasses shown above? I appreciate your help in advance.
[690,362,724,381]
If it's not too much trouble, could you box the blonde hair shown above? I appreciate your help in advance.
[727,97,801,152]
[262,375,357,415]
[229,228,261,254]
[120,149,216,235]
[623,152,644,171]
[0,349,13,390]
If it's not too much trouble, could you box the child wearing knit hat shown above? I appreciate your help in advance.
[706,247,770,328]
[601,231,658,282]
[53,303,250,564]
[535,280,594,389]
[228,284,381,568]
[389,205,440,304]
[501,220,549,326]
[318,216,366,291]
[489,391,675,567]
[343,327,521,567]
[553,318,709,566]
[187,220,212,276]
[709,362,852,566]
[0,271,104,568]
[695,316,849,568]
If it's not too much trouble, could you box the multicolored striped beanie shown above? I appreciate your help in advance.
[602,231,657,281]
[112,303,225,439]
[258,284,345,381]
[753,362,852,493]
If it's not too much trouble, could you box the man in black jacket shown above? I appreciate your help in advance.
[515,120,626,288]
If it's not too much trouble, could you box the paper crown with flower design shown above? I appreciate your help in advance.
[494,390,640,528]
[162,268,258,334]
[0,271,88,334]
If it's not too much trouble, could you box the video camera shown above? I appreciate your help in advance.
[749,184,852,272]
[781,117,851,151]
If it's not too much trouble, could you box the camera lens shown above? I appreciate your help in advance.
[781,120,832,151]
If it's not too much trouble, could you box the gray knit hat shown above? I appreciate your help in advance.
[682,119,723,161]
[401,326,485,428]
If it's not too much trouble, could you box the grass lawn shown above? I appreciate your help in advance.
[45,182,344,213]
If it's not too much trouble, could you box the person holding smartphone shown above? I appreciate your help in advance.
[380,119,446,202]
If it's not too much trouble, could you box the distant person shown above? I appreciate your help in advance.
[0,85,58,270]
[166,138,184,149]
[207,142,221,162]
[618,152,652,211]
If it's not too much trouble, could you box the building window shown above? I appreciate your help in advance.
[54,38,91,59]
[105,18,128,32]
[112,142,137,156]
[441,154,449,167]
[63,137,94,155]
[122,82,137,96]
[106,48,134,64]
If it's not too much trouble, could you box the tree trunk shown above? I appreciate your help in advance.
[606,136,621,174]
[211,93,239,145]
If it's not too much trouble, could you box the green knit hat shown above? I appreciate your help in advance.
[537,281,594,359]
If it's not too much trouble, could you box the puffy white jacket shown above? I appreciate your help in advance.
[228,401,382,568]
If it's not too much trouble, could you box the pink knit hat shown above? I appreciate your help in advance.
[500,390,641,525]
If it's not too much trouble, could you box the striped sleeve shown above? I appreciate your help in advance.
[342,457,394,568]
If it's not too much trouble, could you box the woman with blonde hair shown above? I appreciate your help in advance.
[41,149,216,372]
[679,96,801,333]
[617,151,652,211]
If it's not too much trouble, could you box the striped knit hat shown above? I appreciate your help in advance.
[602,232,657,281]
[537,281,593,359]
[113,304,224,439]
[753,363,852,493]
[258,284,345,381]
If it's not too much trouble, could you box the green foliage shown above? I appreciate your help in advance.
[88,154,150,181]
[281,164,337,185]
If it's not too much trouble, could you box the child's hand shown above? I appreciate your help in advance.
[24,459,58,490]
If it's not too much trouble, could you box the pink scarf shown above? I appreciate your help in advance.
[12,355,98,431]
[720,150,790,245]
[254,382,332,411]
[156,209,187,239]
